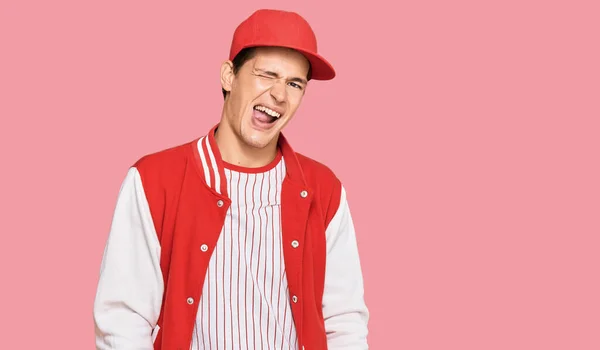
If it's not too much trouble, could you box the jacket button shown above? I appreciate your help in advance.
[187,297,194,305]
[291,240,299,248]
[300,190,308,198]
[292,295,298,303]
[200,244,208,252]
[217,199,224,207]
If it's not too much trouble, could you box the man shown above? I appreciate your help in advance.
[93,8,369,350]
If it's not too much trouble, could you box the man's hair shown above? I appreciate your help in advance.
[222,46,312,100]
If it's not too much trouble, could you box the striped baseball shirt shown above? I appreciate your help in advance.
[189,147,298,350]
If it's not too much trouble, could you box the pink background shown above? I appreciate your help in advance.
[1,0,599,349]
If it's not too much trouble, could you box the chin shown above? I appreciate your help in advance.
[238,119,281,149]
[242,133,274,149]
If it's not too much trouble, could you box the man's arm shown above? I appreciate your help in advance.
[322,185,369,349]
[93,167,164,349]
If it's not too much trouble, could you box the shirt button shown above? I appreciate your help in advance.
[200,244,208,252]
[187,297,194,305]
[300,190,308,198]
[217,199,224,207]
[292,295,298,303]
[291,240,299,248]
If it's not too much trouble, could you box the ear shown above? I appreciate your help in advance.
[220,60,234,93]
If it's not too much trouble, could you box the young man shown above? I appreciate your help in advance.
[93,8,369,350]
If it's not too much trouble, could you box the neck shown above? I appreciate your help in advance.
[214,120,279,169]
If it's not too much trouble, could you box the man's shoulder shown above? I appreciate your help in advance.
[129,139,198,191]
[133,138,196,171]
[294,151,342,192]
[295,151,338,178]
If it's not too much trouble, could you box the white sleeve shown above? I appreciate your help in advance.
[93,167,164,349]
[322,185,370,349]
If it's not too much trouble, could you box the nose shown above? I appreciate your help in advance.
[269,80,287,103]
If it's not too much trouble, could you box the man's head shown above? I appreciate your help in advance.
[219,45,312,149]
[216,9,335,152]
[221,47,313,100]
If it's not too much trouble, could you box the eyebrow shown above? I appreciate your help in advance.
[255,68,307,85]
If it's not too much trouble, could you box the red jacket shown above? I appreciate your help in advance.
[94,124,369,349]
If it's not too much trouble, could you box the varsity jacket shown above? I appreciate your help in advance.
[93,124,369,349]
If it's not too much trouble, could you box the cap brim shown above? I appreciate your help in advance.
[293,49,336,80]
[234,44,336,81]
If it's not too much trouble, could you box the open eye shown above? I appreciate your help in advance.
[288,82,303,90]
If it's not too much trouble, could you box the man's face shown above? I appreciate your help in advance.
[220,46,310,150]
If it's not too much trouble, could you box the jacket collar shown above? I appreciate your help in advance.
[190,123,308,198]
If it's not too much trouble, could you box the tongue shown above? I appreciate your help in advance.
[254,109,274,123]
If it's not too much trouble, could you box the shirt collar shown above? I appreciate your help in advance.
[191,123,308,197]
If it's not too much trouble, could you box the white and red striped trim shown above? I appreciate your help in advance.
[197,135,224,195]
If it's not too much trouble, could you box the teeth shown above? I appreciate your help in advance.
[254,105,281,118]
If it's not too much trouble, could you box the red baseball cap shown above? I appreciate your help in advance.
[229,9,336,80]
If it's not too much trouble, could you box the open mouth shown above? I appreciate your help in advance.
[253,105,282,124]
